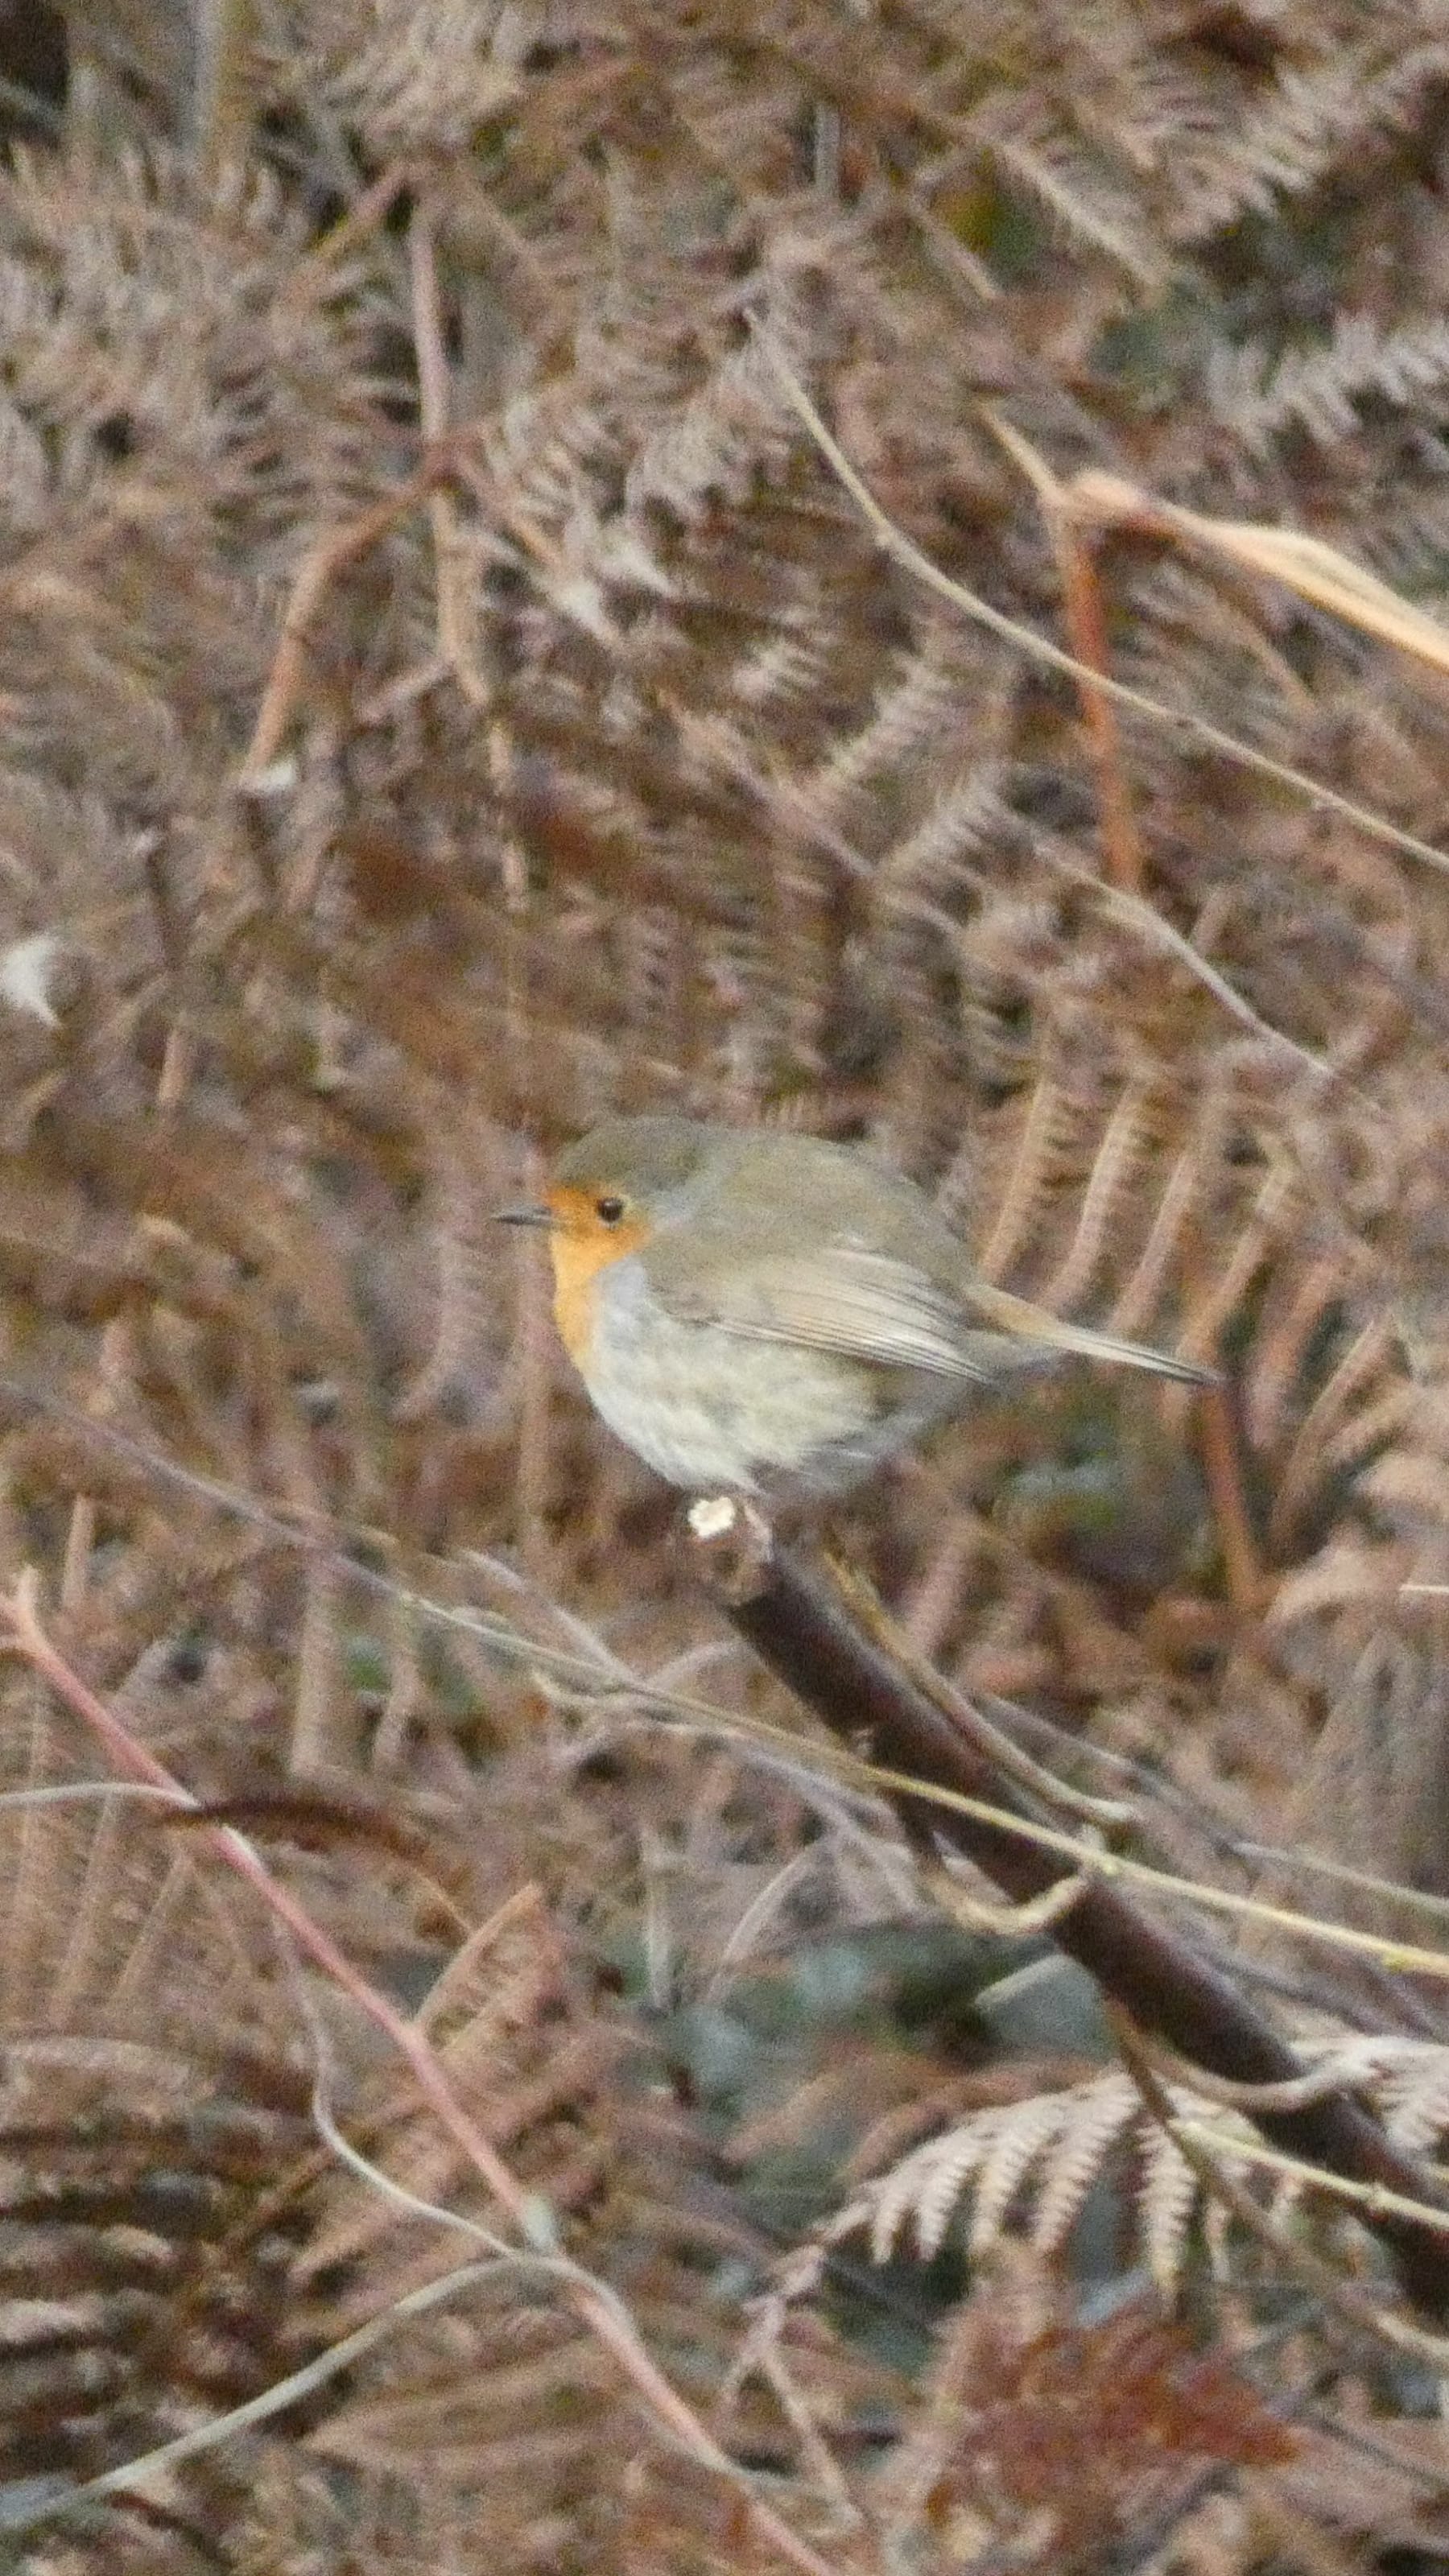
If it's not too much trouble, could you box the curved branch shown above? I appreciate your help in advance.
[686,1500,1449,2323]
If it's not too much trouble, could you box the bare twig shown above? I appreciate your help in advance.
[0,1573,840,2576]
[6,1371,1449,1980]
[754,327,1449,888]
[409,194,492,708]
[239,475,436,780]
[1110,2011,1449,2368]
[0,2256,557,2543]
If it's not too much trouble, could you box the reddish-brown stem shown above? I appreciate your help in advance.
[1050,509,1146,896]
[0,1575,837,2576]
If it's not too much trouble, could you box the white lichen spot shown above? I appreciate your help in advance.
[0,932,64,1027]
[237,755,300,798]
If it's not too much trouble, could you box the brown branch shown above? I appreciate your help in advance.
[1108,2008,1449,2368]
[684,1501,1449,2322]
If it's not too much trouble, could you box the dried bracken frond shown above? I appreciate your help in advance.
[815,2037,1449,2297]
[10,0,1449,2567]
[874,2248,1294,2576]
[824,2068,1204,2291]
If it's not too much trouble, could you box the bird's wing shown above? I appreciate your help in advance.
[654,1245,1019,1381]
[655,1245,1215,1386]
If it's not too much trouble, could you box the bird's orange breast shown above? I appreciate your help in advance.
[545,1186,653,1364]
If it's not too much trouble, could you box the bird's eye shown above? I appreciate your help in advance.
[595,1195,627,1226]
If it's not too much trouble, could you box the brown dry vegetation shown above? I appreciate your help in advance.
[6,1,1449,2568]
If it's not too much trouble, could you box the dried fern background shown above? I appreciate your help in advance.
[6,0,1449,2568]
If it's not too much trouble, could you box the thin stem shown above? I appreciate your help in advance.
[0,1574,840,2576]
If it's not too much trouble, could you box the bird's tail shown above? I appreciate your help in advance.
[965,1283,1217,1386]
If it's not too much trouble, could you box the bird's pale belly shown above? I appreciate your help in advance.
[577,1261,955,1496]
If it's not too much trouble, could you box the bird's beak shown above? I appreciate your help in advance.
[493,1202,555,1228]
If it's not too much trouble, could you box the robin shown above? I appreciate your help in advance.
[498,1117,1214,1501]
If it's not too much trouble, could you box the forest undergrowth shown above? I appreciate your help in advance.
[5,2,1449,2568]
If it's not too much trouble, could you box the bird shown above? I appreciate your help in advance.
[497,1116,1214,1502]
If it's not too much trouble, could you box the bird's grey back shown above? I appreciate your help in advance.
[644,1128,968,1297]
